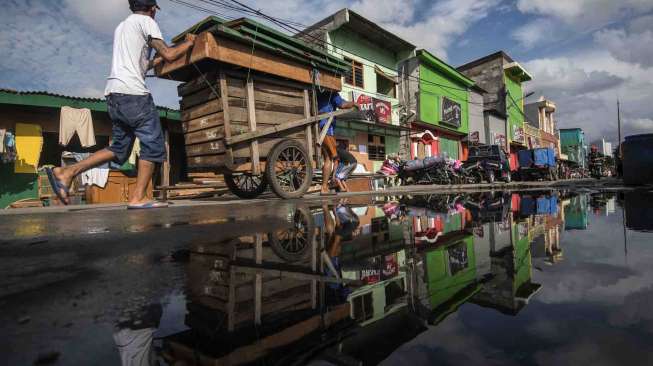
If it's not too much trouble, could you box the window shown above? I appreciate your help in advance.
[367,134,386,161]
[352,292,374,322]
[376,73,396,98]
[344,58,364,88]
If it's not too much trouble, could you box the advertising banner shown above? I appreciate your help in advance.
[441,96,462,128]
[352,91,392,124]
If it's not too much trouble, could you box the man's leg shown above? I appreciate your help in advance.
[130,159,155,205]
[130,94,166,206]
[321,136,337,193]
[321,153,332,193]
[52,149,116,202]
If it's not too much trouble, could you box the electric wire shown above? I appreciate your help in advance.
[173,0,485,98]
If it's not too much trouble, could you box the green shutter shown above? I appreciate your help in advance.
[440,137,459,160]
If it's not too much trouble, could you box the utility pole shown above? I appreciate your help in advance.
[617,100,622,158]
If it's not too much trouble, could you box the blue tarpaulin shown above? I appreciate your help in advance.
[518,150,534,168]
[537,197,550,214]
[533,148,549,166]
[520,196,536,215]
[546,148,556,167]
[549,196,558,215]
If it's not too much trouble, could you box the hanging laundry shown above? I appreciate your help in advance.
[14,123,43,174]
[128,138,141,165]
[0,129,6,154]
[1,130,17,163]
[59,106,96,147]
[81,167,109,188]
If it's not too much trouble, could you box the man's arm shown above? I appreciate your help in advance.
[148,33,197,70]
[340,101,358,110]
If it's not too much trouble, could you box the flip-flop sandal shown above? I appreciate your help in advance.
[127,201,169,210]
[45,167,70,205]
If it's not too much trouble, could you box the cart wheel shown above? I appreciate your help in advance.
[224,173,268,199]
[268,207,314,262]
[266,139,313,199]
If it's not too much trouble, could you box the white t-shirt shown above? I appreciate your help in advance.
[105,14,163,96]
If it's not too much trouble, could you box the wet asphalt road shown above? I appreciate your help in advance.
[0,200,307,365]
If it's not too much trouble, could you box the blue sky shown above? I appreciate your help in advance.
[1,0,652,142]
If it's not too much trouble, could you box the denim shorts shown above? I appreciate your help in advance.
[107,93,166,164]
[336,163,356,180]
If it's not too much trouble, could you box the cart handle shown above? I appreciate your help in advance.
[225,109,351,146]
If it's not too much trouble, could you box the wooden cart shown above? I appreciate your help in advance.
[155,17,350,199]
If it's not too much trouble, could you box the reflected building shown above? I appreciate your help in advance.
[155,195,559,365]
[525,193,564,265]
[471,200,542,315]
[564,194,589,230]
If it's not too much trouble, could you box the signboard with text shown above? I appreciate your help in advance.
[512,125,525,144]
[352,91,392,124]
[441,96,462,128]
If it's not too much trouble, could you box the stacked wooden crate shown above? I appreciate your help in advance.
[178,70,312,172]
[186,234,316,332]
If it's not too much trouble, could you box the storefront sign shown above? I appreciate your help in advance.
[360,256,381,284]
[512,125,525,144]
[441,96,462,128]
[469,131,480,144]
[352,91,392,124]
[381,254,398,280]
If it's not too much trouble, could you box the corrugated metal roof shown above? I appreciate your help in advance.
[0,88,180,120]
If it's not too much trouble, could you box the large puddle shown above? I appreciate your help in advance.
[2,190,653,365]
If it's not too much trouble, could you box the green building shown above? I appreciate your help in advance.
[297,9,416,172]
[559,128,587,168]
[398,50,477,160]
[471,217,541,315]
[457,52,532,166]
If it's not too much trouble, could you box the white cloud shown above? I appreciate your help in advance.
[516,0,653,27]
[523,50,653,141]
[351,0,416,24]
[377,0,501,59]
[594,28,653,67]
[511,18,557,49]
[63,0,131,35]
[628,14,653,33]
[513,0,653,49]
[524,57,625,96]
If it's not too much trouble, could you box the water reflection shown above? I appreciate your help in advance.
[5,190,653,365]
[142,191,578,365]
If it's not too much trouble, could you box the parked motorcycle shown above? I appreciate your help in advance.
[398,156,446,185]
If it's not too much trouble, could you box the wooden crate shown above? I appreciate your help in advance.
[178,70,313,172]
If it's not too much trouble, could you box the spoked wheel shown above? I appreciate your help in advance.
[224,173,268,199]
[266,139,313,199]
[268,207,314,262]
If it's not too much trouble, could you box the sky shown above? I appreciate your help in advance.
[1,0,652,143]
